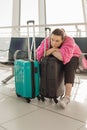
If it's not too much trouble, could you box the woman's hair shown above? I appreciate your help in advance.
[51,28,65,40]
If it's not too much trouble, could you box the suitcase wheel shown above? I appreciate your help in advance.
[53,98,58,104]
[41,95,45,102]
[26,98,31,103]
[16,93,21,97]
[37,96,40,101]
[49,98,52,102]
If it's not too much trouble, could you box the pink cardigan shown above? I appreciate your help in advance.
[36,36,87,69]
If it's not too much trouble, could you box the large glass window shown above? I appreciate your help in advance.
[20,0,38,36]
[0,0,12,60]
[46,0,84,24]
[46,0,85,36]
[0,0,13,37]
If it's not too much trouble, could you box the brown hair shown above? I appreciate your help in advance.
[52,28,65,40]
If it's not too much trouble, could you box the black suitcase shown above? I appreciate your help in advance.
[40,55,64,103]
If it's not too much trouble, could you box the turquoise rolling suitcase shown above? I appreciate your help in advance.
[14,21,40,102]
[14,60,40,102]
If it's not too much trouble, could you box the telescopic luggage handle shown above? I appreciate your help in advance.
[27,20,35,25]
[45,27,51,37]
[27,20,36,61]
[44,27,51,57]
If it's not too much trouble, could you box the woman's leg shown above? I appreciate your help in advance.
[60,57,79,108]
[65,83,72,97]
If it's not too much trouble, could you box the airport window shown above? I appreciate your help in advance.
[0,0,13,37]
[46,0,85,36]
[46,0,84,24]
[20,0,38,36]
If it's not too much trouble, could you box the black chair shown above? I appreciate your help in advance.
[74,37,87,73]
[73,37,87,84]
[0,37,44,83]
[14,37,44,60]
[0,37,29,83]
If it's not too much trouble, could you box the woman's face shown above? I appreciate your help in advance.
[50,34,63,48]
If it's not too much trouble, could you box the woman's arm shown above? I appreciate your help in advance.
[46,48,58,56]
[36,37,50,61]
[52,50,63,61]
[46,48,63,61]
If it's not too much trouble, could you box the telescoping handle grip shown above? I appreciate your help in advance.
[45,27,51,37]
[27,20,35,25]
[27,20,36,61]
[44,27,51,57]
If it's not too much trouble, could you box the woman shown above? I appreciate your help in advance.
[36,28,86,108]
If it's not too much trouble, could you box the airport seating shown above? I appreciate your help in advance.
[0,37,87,84]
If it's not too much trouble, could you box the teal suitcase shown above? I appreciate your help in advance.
[14,20,40,102]
[14,59,40,102]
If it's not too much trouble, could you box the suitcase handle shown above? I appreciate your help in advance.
[45,27,51,37]
[27,20,35,25]
[45,27,51,31]
[27,20,36,61]
[44,27,51,57]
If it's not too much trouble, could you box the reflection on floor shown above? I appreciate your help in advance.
[0,64,87,130]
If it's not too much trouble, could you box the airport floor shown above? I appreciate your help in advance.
[0,64,87,130]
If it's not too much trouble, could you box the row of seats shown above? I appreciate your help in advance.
[8,37,87,62]
[8,37,44,62]
[0,37,87,83]
[0,37,86,63]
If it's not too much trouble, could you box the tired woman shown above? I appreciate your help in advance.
[36,28,85,108]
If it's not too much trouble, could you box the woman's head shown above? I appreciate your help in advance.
[50,28,65,48]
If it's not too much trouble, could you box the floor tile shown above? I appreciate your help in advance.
[78,125,87,130]
[0,97,40,124]
[0,65,87,130]
[0,84,15,97]
[0,93,8,100]
[0,126,6,130]
[46,100,87,122]
[71,80,87,103]
[46,79,87,122]
[1,109,84,130]
[31,98,53,108]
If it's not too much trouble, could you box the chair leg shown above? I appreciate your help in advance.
[2,66,14,84]
[2,74,14,84]
[74,75,80,84]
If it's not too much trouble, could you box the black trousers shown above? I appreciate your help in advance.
[63,57,79,85]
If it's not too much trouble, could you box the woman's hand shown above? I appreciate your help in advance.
[46,48,58,56]
[52,51,63,61]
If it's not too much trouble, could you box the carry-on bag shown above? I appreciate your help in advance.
[40,28,64,103]
[14,20,40,103]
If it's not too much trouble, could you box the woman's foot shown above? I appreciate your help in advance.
[60,96,70,109]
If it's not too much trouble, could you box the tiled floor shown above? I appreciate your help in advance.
[0,64,87,130]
